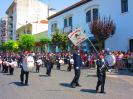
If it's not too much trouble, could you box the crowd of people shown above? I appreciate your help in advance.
[0,49,133,93]
[0,50,133,76]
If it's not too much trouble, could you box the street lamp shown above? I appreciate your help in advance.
[48,6,56,17]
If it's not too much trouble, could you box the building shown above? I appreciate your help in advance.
[0,17,8,45]
[48,0,133,52]
[16,19,48,39]
[6,0,56,40]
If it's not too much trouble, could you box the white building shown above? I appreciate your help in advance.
[48,0,133,52]
[6,0,56,40]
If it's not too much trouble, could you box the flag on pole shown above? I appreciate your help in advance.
[68,28,87,46]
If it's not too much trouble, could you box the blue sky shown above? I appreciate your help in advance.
[0,0,80,18]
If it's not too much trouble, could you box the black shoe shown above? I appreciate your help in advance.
[70,83,76,88]
[100,91,106,94]
[24,83,29,86]
[71,85,76,88]
[48,74,51,77]
[76,84,82,87]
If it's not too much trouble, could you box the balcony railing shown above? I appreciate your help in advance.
[63,26,72,33]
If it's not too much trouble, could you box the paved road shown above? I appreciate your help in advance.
[0,66,133,99]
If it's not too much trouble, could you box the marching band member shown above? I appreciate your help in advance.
[46,53,53,76]
[20,51,34,85]
[96,51,115,93]
[0,56,2,70]
[3,56,9,73]
[56,53,61,70]
[67,53,74,71]
[70,50,82,88]
[96,57,107,93]
[36,57,42,73]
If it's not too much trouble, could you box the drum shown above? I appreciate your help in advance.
[26,56,34,70]
[105,54,116,66]
[0,59,2,64]
[70,58,74,65]
[23,56,34,71]
[11,61,18,68]
[59,59,64,65]
[36,59,42,66]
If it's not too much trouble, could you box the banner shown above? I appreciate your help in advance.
[68,28,87,46]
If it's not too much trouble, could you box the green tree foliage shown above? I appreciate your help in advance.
[2,40,19,52]
[89,16,116,50]
[18,34,35,51]
[40,38,51,44]
[40,38,51,52]
[51,29,69,51]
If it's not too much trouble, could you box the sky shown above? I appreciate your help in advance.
[0,0,80,18]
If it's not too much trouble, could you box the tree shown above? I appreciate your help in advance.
[18,34,35,51]
[89,16,116,50]
[40,38,51,52]
[60,33,69,51]
[51,29,69,51]
[2,40,19,52]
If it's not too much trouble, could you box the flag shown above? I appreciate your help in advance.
[68,28,87,46]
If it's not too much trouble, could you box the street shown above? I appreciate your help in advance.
[0,66,133,99]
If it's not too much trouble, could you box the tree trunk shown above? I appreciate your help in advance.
[98,40,104,50]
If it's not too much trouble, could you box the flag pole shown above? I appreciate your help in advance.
[87,37,100,59]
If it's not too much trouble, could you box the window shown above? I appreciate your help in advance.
[64,16,72,28]
[86,10,91,22]
[51,23,57,32]
[86,8,98,23]
[64,19,67,27]
[69,17,72,27]
[121,0,128,13]
[93,8,98,20]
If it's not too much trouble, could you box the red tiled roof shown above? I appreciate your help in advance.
[33,20,48,24]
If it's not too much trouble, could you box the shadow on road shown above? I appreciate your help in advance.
[80,89,96,94]
[9,82,24,86]
[87,74,97,77]
[60,83,71,88]
[3,73,13,76]
[39,74,49,77]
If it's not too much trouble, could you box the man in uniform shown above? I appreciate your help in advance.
[20,51,34,85]
[96,57,107,93]
[70,50,82,88]
[46,53,53,76]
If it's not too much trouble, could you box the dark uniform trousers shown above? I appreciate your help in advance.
[46,61,52,76]
[71,68,81,86]
[96,59,107,93]
[96,75,106,92]
[0,64,1,70]
[9,66,14,75]
[57,62,60,70]
[20,69,29,85]
[3,65,8,73]
[36,65,40,73]
[67,60,72,71]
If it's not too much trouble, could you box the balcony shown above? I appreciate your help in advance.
[1,36,7,42]
[63,26,72,33]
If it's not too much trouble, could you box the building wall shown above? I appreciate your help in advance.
[6,0,53,40]
[0,17,8,44]
[32,23,48,35]
[48,0,133,51]
[16,0,48,29]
